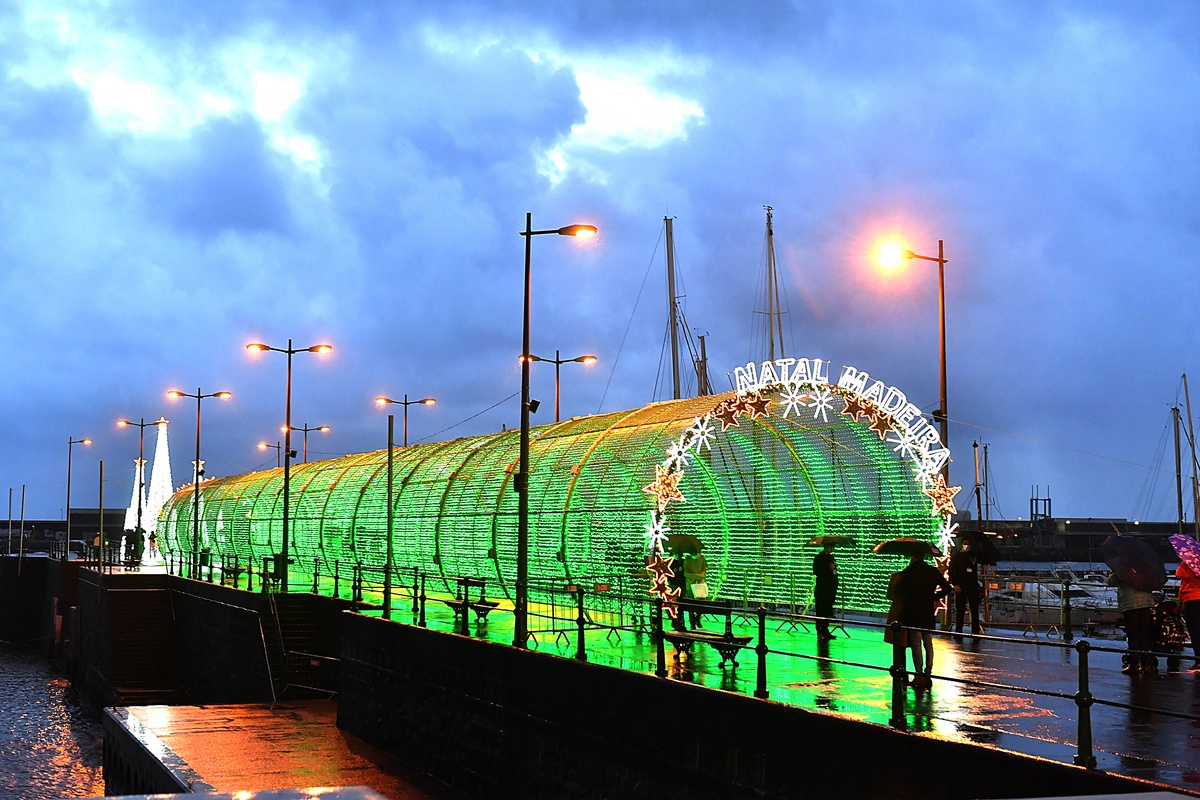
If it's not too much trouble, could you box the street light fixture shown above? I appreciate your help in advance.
[166,389,231,577]
[374,394,435,618]
[524,350,598,422]
[281,423,330,463]
[117,417,166,562]
[246,339,332,593]
[66,436,92,549]
[374,395,435,447]
[515,213,598,648]
[878,239,949,482]
[258,440,282,469]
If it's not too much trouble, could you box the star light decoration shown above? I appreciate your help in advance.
[641,377,962,611]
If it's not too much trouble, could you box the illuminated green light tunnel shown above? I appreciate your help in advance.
[159,382,941,614]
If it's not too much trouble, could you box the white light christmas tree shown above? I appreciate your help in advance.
[143,418,173,536]
[123,458,147,532]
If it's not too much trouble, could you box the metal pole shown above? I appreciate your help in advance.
[937,239,949,483]
[1175,406,1184,539]
[515,211,533,648]
[282,339,293,593]
[889,621,907,730]
[136,419,145,564]
[554,350,562,423]
[665,216,680,399]
[66,440,74,546]
[98,460,105,571]
[755,606,770,698]
[194,390,201,579]
[403,395,409,447]
[384,413,394,620]
[1073,640,1096,768]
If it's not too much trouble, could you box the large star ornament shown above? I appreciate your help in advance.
[923,474,961,517]
[642,464,685,511]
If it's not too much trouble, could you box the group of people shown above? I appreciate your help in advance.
[813,537,985,690]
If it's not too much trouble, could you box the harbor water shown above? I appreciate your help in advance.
[0,643,104,800]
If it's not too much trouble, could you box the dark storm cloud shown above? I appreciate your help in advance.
[2,0,1200,523]
[136,116,294,237]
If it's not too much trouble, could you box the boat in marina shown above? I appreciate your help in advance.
[984,562,1122,633]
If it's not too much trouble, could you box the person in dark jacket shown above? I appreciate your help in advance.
[948,539,982,635]
[813,543,838,640]
[888,552,953,690]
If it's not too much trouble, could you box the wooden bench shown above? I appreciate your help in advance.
[661,605,752,668]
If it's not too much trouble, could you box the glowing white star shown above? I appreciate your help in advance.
[663,440,693,472]
[807,388,836,423]
[887,429,920,461]
[936,518,960,554]
[644,510,671,553]
[685,415,716,453]
[780,386,809,418]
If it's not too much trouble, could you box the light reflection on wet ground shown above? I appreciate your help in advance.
[0,643,105,800]
[392,599,1200,794]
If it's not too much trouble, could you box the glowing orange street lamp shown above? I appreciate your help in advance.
[246,339,332,593]
[525,350,598,422]
[66,436,92,548]
[258,440,282,468]
[877,239,949,482]
[167,388,231,577]
[515,214,598,648]
[281,423,330,463]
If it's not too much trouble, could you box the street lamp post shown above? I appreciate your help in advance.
[375,394,434,619]
[167,389,231,578]
[246,339,332,593]
[66,436,92,549]
[258,441,282,468]
[375,395,435,447]
[526,349,598,422]
[514,213,597,648]
[118,417,164,562]
[878,239,949,482]
[281,423,329,463]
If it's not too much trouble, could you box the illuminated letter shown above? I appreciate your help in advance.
[758,360,781,387]
[838,366,869,394]
[894,403,922,429]
[861,380,887,405]
[812,359,829,384]
[774,358,796,385]
[879,386,908,416]
[734,362,759,392]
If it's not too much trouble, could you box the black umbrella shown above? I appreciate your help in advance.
[1101,535,1166,591]
[665,533,702,556]
[871,538,941,557]
[808,535,855,547]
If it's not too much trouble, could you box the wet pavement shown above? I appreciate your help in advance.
[360,593,1200,795]
[137,561,1200,795]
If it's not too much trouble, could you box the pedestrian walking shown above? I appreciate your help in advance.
[813,543,838,640]
[948,538,982,635]
[1176,561,1200,673]
[1108,573,1158,674]
[888,552,953,690]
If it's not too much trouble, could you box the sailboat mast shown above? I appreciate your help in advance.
[665,216,681,400]
[1174,405,1185,539]
[764,206,786,361]
[1185,373,1200,539]
[697,334,711,395]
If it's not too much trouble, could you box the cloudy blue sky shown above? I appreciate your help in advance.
[2,0,1198,523]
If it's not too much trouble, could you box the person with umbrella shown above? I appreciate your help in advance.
[810,536,848,640]
[875,538,953,690]
[1103,535,1163,675]
[948,537,982,635]
[1170,534,1200,673]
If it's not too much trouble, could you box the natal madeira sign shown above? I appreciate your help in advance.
[642,357,960,620]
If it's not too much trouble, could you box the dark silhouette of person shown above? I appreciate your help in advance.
[813,543,838,639]
[948,539,982,634]
[889,552,953,690]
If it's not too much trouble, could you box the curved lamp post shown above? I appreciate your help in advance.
[66,436,92,549]
[374,394,435,618]
[166,389,231,577]
[117,417,165,562]
[878,239,949,482]
[525,350,597,422]
[258,440,282,469]
[515,214,597,648]
[281,423,330,463]
[246,339,332,593]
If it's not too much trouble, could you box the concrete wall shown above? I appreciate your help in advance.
[337,613,1153,800]
[0,555,47,643]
